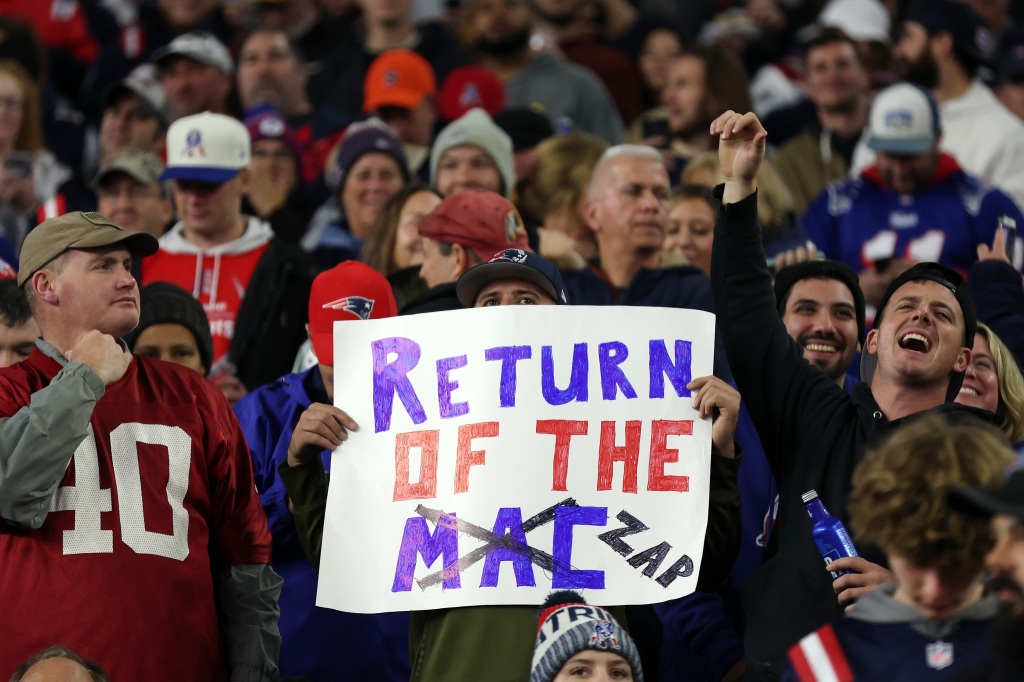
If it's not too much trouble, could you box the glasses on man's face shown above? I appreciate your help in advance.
[98,184,159,201]
[0,97,23,111]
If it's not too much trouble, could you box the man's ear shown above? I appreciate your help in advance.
[305,323,312,345]
[450,243,471,278]
[582,197,601,235]
[31,269,59,305]
[865,328,878,356]
[954,346,971,374]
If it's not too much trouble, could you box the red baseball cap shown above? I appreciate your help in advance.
[364,48,437,113]
[308,261,397,365]
[439,66,506,122]
[417,189,530,262]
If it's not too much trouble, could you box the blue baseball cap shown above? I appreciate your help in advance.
[456,248,569,306]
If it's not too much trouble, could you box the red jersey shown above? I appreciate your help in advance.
[141,217,273,374]
[0,350,272,680]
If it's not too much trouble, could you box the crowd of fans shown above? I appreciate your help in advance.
[2,0,1024,680]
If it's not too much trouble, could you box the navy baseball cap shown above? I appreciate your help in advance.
[456,249,569,306]
[906,0,993,67]
[949,471,1024,520]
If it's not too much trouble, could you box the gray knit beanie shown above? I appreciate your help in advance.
[429,107,515,197]
[531,591,644,682]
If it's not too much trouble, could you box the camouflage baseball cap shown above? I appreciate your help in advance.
[17,212,159,286]
[94,149,165,189]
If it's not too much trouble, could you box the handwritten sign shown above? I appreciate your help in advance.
[317,305,715,613]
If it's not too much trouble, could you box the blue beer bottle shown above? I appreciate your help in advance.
[802,489,859,578]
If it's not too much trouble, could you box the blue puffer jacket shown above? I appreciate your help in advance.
[234,368,411,682]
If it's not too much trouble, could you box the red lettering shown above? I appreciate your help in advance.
[536,420,589,491]
[393,430,440,501]
[648,420,692,492]
[597,420,642,493]
[454,422,499,493]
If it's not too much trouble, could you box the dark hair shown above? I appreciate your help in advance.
[0,279,32,327]
[803,26,864,67]
[668,184,719,211]
[677,45,752,131]
[9,646,110,682]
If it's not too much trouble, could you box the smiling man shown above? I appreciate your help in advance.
[774,260,866,390]
[709,109,996,680]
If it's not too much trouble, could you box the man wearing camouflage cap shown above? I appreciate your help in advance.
[0,212,282,680]
[95,149,173,239]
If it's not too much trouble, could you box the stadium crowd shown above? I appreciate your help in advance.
[1,0,1024,680]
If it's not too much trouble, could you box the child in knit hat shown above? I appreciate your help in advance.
[125,281,214,377]
[532,591,644,682]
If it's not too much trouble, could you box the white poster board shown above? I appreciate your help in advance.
[317,305,716,613]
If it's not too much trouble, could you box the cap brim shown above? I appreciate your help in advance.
[948,479,1024,519]
[867,136,934,155]
[364,91,425,113]
[161,167,240,183]
[456,261,559,307]
[93,166,151,191]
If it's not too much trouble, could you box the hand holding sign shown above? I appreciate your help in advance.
[688,376,740,460]
[287,403,359,468]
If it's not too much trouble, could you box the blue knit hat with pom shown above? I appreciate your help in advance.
[530,591,643,682]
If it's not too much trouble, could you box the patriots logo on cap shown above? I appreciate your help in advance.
[504,210,525,243]
[883,109,914,129]
[491,248,528,264]
[323,296,375,320]
[259,117,285,137]
[384,68,398,86]
[459,83,482,107]
[589,621,620,651]
[183,129,205,157]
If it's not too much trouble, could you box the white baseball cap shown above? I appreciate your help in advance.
[819,0,891,45]
[153,31,233,74]
[162,112,251,183]
[866,82,941,155]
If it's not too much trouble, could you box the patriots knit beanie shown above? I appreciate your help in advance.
[124,282,214,375]
[331,117,409,193]
[531,591,643,682]
[430,107,515,197]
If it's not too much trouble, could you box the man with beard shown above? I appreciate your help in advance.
[893,0,1024,209]
[236,29,349,201]
[773,28,874,215]
[710,107,997,680]
[802,82,1023,311]
[950,470,1024,680]
[466,0,624,142]
[774,260,865,391]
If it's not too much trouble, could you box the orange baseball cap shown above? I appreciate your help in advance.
[364,48,437,113]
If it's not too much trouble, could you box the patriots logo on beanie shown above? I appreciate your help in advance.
[530,591,643,682]
[322,296,375,320]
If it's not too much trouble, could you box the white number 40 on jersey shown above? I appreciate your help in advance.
[50,423,191,560]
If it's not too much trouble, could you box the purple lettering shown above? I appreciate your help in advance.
[484,346,532,407]
[372,337,427,433]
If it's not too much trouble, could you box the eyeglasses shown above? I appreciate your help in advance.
[0,97,24,111]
